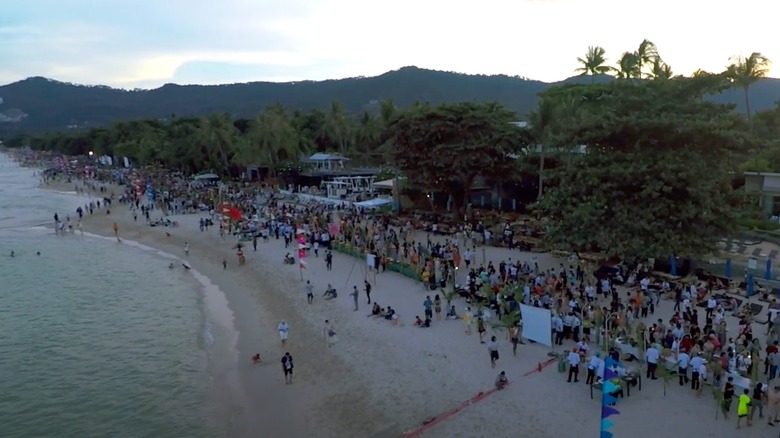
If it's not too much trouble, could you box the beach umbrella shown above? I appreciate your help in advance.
[766,259,773,280]
[747,272,755,296]
[668,256,677,276]
[725,259,732,279]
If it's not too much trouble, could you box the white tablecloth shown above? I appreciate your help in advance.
[615,339,640,359]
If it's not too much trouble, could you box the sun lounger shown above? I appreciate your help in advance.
[736,245,747,255]
[751,248,763,257]
[770,250,779,260]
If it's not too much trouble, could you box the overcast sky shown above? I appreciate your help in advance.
[1,0,776,89]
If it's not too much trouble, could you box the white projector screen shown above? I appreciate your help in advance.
[520,304,552,346]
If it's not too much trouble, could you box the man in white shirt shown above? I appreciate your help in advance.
[567,348,581,383]
[277,320,289,346]
[646,344,660,380]
[706,297,717,319]
[640,276,650,291]
[682,297,692,315]
[677,349,690,386]
[586,352,602,385]
[695,362,708,397]
[585,284,595,302]
[690,352,704,391]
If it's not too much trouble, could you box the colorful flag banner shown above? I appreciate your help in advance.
[600,356,624,438]
[297,230,307,270]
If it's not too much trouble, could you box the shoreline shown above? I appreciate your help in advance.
[40,178,373,437]
[35,174,778,438]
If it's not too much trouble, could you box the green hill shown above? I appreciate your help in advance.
[0,66,778,137]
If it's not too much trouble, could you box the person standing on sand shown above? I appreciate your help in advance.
[567,347,581,383]
[722,377,735,418]
[767,385,780,425]
[278,320,289,346]
[477,316,487,343]
[463,307,473,335]
[324,320,337,347]
[423,296,433,322]
[488,336,499,368]
[326,251,332,270]
[737,388,751,428]
[364,280,372,304]
[112,222,118,236]
[184,242,190,256]
[305,281,314,304]
[351,286,359,311]
[281,352,294,384]
[433,295,442,320]
[508,323,521,356]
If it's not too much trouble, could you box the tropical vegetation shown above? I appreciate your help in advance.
[5,40,778,260]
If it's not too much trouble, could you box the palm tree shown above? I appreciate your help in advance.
[529,97,558,199]
[354,111,383,165]
[649,59,674,80]
[616,52,640,79]
[378,99,397,124]
[691,68,713,78]
[319,101,355,156]
[635,39,660,77]
[198,113,238,175]
[727,52,771,123]
[236,106,307,180]
[575,46,612,83]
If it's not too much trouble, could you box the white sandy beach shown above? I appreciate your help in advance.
[48,179,778,438]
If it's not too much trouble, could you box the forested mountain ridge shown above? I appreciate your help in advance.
[0,65,779,137]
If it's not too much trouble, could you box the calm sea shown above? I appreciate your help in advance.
[0,154,232,438]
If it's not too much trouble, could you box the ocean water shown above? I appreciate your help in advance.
[0,155,232,438]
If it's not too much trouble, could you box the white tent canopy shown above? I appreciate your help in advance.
[372,177,405,189]
[354,198,392,209]
[194,173,220,180]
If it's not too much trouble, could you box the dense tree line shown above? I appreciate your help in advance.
[7,41,777,259]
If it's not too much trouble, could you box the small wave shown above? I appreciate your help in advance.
[0,224,54,233]
[203,320,215,347]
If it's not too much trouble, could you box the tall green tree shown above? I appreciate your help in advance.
[529,97,558,199]
[649,59,674,80]
[197,113,238,175]
[635,39,660,78]
[354,111,384,165]
[616,52,640,79]
[236,106,306,179]
[536,77,749,259]
[727,52,772,124]
[319,101,355,155]
[575,46,612,83]
[386,102,525,215]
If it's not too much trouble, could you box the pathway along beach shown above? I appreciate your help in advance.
[44,178,775,438]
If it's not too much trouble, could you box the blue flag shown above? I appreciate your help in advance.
[600,355,624,436]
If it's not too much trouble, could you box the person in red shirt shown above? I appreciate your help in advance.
[765,341,779,375]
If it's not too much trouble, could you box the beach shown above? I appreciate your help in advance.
[43,178,777,438]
